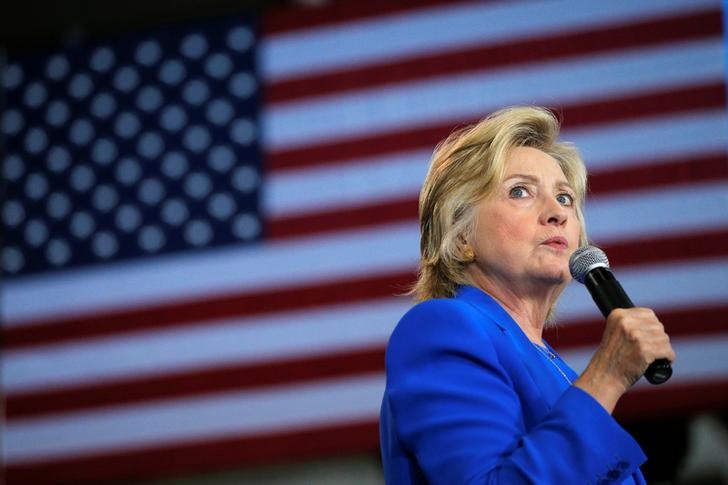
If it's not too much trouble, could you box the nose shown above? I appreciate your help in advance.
[541,198,568,226]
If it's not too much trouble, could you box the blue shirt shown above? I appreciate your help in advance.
[380,285,646,484]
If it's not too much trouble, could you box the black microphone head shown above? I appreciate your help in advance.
[569,245,610,284]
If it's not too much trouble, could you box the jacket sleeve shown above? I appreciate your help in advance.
[384,299,646,484]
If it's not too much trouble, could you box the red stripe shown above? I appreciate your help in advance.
[5,379,727,484]
[603,226,728,268]
[615,377,728,421]
[264,0,455,35]
[267,82,726,172]
[10,305,724,419]
[7,305,726,420]
[268,120,450,172]
[4,420,380,485]
[267,153,728,240]
[268,195,417,240]
[557,84,726,130]
[6,348,384,419]
[545,304,728,349]
[265,9,722,102]
[3,229,727,350]
[588,152,728,195]
[1,272,414,350]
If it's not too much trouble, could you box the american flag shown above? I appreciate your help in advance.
[2,0,727,482]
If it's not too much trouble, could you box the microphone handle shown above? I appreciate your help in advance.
[584,268,672,385]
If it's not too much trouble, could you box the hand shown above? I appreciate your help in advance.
[574,307,676,414]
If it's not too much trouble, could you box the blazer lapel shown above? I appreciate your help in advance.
[456,286,572,406]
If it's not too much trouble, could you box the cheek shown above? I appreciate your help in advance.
[495,224,521,249]
[569,217,583,246]
[473,202,532,258]
[496,213,532,243]
[481,219,528,258]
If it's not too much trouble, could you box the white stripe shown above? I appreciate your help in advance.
[4,334,726,463]
[585,181,728,242]
[564,110,728,171]
[5,179,728,324]
[2,373,384,464]
[263,39,725,149]
[561,334,728,383]
[261,0,719,81]
[1,222,420,325]
[267,175,728,243]
[264,111,727,218]
[264,149,431,217]
[2,298,407,393]
[557,258,728,321]
[4,258,727,393]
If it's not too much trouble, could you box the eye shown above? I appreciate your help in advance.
[509,185,530,199]
[556,192,574,206]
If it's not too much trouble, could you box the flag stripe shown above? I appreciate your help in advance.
[267,152,728,240]
[4,374,386,463]
[7,304,726,420]
[586,152,728,195]
[3,231,727,350]
[1,299,405,394]
[583,182,728,244]
[3,0,727,479]
[615,377,728,420]
[268,195,418,240]
[5,420,381,485]
[3,258,727,396]
[601,228,728,267]
[264,0,453,36]
[555,258,728,321]
[265,155,728,229]
[261,0,719,80]
[269,84,726,174]
[2,274,411,350]
[263,39,724,150]
[546,304,728,348]
[566,111,727,172]
[6,175,728,327]
[265,9,722,103]
[6,346,386,419]
[1,223,421,325]
[561,336,728,381]
[4,335,726,467]
[6,376,727,485]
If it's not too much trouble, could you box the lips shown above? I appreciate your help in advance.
[542,236,568,250]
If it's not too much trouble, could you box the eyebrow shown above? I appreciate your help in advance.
[504,173,574,190]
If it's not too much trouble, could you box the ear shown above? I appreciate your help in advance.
[457,234,475,262]
[461,245,475,262]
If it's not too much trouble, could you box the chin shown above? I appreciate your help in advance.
[534,266,569,285]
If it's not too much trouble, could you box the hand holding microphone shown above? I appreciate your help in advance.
[569,246,675,411]
[569,246,674,384]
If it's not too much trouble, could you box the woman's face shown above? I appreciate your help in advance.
[469,146,581,290]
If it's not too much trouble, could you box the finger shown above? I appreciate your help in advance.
[645,337,676,363]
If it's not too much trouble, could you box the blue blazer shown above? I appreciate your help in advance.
[380,285,646,484]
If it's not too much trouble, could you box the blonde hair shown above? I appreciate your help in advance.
[412,106,588,303]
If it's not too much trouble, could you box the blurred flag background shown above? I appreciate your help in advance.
[2,0,727,483]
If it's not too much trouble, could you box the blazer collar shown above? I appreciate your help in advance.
[455,285,537,351]
[455,285,517,331]
[455,285,574,398]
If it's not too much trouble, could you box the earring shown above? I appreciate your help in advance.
[462,246,475,262]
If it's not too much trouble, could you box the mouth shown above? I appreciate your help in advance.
[541,236,568,251]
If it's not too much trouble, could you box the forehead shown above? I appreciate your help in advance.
[504,146,567,180]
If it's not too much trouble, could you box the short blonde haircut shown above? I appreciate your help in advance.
[412,106,588,303]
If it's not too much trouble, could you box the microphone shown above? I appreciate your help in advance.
[569,245,672,385]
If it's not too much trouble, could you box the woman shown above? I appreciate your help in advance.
[379,106,675,484]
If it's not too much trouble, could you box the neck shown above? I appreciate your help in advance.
[466,267,563,345]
